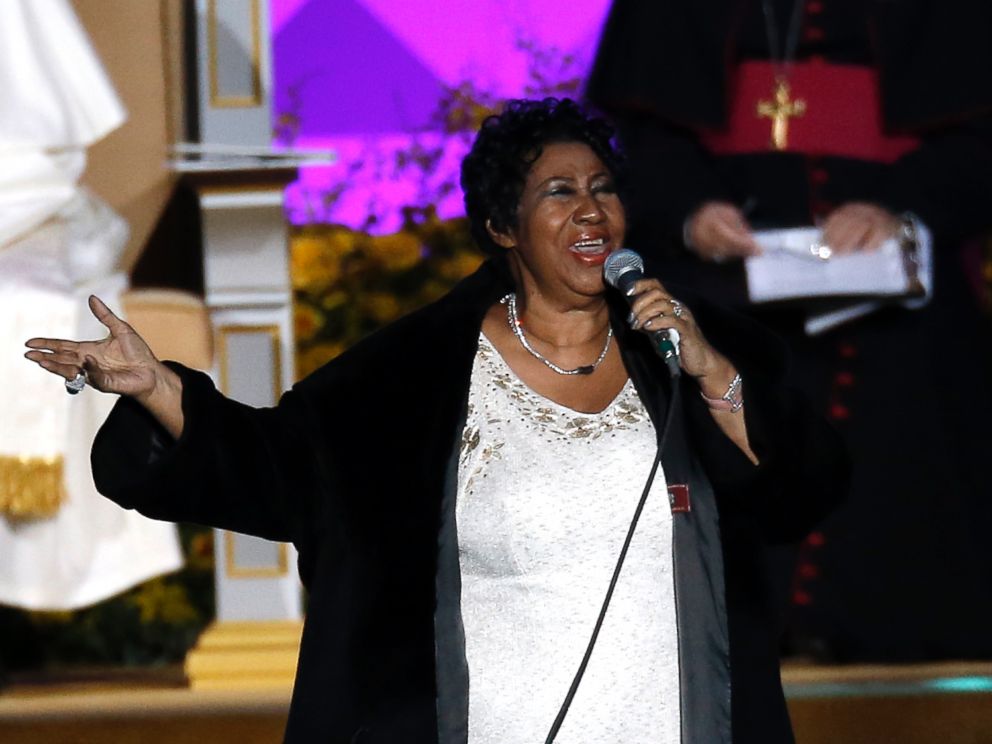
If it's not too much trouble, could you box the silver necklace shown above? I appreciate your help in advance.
[502,293,613,376]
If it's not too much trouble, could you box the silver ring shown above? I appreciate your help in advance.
[671,301,685,319]
[65,370,87,395]
[810,241,833,261]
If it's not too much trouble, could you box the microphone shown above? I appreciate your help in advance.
[604,249,681,378]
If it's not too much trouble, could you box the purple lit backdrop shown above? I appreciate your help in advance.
[273,0,612,231]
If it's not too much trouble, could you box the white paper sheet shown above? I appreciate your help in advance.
[743,222,933,334]
[746,227,913,302]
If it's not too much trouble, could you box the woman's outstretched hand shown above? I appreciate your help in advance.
[26,296,158,397]
[24,295,185,438]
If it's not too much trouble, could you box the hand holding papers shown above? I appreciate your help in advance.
[744,220,932,334]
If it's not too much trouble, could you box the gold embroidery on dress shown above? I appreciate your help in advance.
[461,336,650,495]
[462,426,481,455]
[476,337,646,440]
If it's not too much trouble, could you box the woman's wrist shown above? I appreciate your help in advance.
[697,359,744,413]
[135,363,186,438]
[696,356,736,397]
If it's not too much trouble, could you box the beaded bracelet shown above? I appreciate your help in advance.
[700,373,744,413]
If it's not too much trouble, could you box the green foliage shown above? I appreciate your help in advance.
[0,524,214,673]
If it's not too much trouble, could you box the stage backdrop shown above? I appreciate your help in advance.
[274,0,611,232]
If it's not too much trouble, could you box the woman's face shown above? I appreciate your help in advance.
[491,141,626,303]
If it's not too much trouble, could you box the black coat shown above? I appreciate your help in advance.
[92,258,847,742]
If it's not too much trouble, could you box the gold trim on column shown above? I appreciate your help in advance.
[185,619,303,689]
[224,532,290,578]
[198,182,288,196]
[207,0,262,108]
[216,324,282,403]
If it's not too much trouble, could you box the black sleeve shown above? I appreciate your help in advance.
[878,114,992,240]
[91,362,325,546]
[679,297,850,544]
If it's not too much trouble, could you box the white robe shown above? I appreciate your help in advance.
[0,0,182,610]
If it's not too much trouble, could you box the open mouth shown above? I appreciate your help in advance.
[569,237,609,255]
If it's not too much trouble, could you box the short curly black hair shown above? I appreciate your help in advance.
[461,98,626,257]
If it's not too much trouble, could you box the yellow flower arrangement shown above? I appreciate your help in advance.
[438,250,484,281]
[320,290,349,311]
[291,234,342,292]
[290,216,482,381]
[294,302,325,343]
[362,291,403,324]
[366,230,424,272]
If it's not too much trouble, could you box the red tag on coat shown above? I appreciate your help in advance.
[668,484,691,514]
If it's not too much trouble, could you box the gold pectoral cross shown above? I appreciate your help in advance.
[756,77,806,151]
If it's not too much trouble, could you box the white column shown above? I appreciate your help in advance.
[183,169,304,689]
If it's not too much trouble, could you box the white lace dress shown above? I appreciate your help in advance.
[456,334,681,743]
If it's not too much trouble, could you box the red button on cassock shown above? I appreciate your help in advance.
[829,403,850,420]
[835,371,855,387]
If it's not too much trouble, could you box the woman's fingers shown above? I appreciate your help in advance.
[641,302,689,330]
[625,280,725,378]
[25,349,81,366]
[627,279,670,308]
[25,337,79,353]
[630,297,683,329]
[89,295,128,334]
[25,337,105,383]
[25,340,84,378]
[27,298,127,351]
[24,342,87,382]
[627,280,691,330]
[32,355,85,381]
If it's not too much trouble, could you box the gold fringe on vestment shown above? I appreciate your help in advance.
[0,455,66,520]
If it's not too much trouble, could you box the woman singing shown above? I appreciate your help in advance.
[25,98,847,743]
